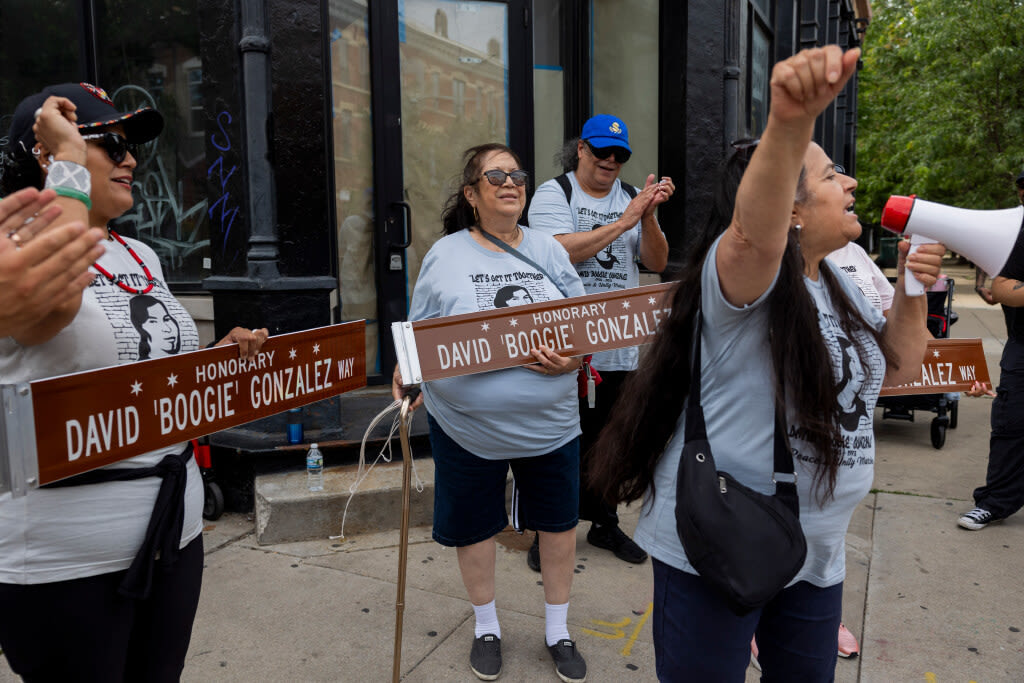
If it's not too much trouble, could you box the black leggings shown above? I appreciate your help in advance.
[0,535,203,683]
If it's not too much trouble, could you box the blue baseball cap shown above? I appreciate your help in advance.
[581,114,631,153]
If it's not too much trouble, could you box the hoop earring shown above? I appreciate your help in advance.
[793,224,802,232]
[31,146,41,158]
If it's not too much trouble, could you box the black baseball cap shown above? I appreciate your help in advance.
[7,82,163,154]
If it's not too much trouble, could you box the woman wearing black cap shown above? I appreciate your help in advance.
[0,83,268,682]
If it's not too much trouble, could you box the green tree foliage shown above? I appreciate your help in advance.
[858,0,1024,222]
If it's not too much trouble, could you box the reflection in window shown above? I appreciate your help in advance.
[97,0,209,285]
[0,2,80,184]
[398,0,510,305]
[592,0,659,187]
[330,1,378,372]
[435,9,448,38]
[187,64,203,134]
[454,79,466,116]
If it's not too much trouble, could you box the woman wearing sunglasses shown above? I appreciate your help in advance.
[0,83,268,682]
[393,143,589,682]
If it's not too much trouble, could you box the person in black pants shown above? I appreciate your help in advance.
[959,179,1024,530]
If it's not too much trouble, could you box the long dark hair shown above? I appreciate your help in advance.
[588,144,895,505]
[440,143,524,235]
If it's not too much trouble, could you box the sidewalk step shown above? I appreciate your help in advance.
[254,458,437,545]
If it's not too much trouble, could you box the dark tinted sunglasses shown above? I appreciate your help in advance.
[481,169,529,186]
[585,140,631,164]
[81,131,137,164]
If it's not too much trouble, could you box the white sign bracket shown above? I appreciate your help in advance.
[0,383,39,498]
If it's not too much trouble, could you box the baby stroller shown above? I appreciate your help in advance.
[876,276,959,449]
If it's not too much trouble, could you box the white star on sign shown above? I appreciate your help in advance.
[509,318,519,327]
[648,297,657,305]
[167,373,178,387]
[481,322,490,332]
[933,350,941,358]
[313,343,320,354]
[289,348,297,360]
[130,381,143,396]
[622,301,631,309]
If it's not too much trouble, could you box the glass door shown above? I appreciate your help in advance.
[397,0,512,291]
[329,1,378,371]
[363,0,532,375]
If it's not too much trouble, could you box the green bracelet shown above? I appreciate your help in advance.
[52,186,92,210]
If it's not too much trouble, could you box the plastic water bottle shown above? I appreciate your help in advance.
[306,443,323,492]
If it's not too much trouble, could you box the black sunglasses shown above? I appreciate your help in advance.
[481,169,529,186]
[81,131,138,164]
[585,140,631,164]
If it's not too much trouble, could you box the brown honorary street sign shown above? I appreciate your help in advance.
[393,283,675,384]
[879,338,990,396]
[392,284,988,400]
[25,321,365,486]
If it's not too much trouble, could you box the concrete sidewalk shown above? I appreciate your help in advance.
[2,261,1022,681]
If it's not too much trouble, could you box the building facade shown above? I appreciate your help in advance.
[0,0,870,478]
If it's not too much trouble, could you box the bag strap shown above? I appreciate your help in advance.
[686,305,800,516]
[620,179,638,199]
[555,173,573,204]
[476,228,570,298]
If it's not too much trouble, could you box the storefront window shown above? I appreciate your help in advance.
[748,1,773,136]
[96,0,208,285]
[0,2,80,174]
[533,0,564,183]
[591,0,659,187]
[0,1,205,285]
[330,0,378,372]
[397,0,510,295]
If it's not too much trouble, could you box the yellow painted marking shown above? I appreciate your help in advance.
[621,603,653,657]
[581,616,631,640]
[924,675,936,683]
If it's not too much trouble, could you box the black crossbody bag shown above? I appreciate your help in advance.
[674,310,808,615]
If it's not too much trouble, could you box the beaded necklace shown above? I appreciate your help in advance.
[92,230,156,294]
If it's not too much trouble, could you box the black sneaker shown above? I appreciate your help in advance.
[586,523,648,564]
[547,638,586,683]
[527,532,541,572]
[958,507,998,530]
[470,634,502,680]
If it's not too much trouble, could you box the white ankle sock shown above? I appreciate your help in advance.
[545,601,571,646]
[473,600,501,639]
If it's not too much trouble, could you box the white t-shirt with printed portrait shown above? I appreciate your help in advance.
[0,235,203,584]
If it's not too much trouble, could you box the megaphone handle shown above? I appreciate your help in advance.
[905,234,936,297]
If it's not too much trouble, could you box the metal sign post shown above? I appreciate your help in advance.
[392,395,414,683]
[0,321,366,496]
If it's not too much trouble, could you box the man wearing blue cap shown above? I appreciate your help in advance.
[527,114,673,569]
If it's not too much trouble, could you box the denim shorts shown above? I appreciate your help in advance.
[427,413,580,547]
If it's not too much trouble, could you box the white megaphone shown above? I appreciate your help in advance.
[881,195,1024,296]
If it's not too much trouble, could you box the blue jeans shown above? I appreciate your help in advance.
[652,558,842,682]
